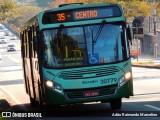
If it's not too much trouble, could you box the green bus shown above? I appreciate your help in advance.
[20,3,133,110]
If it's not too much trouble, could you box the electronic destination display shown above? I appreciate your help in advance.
[42,6,122,24]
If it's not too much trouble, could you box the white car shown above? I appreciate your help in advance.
[0,36,7,44]
[10,34,17,40]
[0,25,4,31]
[4,35,10,41]
[7,44,16,52]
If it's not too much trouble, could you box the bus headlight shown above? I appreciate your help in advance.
[46,80,63,93]
[46,80,53,87]
[119,72,131,87]
[125,72,131,80]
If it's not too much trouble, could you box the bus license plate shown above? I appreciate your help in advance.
[84,91,99,97]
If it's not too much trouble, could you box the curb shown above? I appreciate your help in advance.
[132,65,160,69]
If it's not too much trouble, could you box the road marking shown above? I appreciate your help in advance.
[144,104,160,111]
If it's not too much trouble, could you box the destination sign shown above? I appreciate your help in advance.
[56,10,98,22]
[42,6,122,24]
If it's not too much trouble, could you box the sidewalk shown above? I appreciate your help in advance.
[131,54,160,68]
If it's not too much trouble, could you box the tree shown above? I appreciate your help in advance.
[120,0,152,20]
[149,1,160,16]
[0,0,19,22]
[9,6,42,27]
[36,0,53,8]
[50,0,65,8]
[157,3,160,16]
[80,0,152,19]
[32,0,160,21]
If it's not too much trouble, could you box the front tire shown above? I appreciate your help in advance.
[38,80,43,107]
[45,104,60,115]
[110,98,122,110]
[29,96,39,107]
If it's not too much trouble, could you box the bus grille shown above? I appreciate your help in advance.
[64,84,117,99]
[59,66,119,80]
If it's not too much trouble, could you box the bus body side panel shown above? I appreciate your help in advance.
[23,59,28,93]
[21,57,29,94]
[32,57,41,101]
[24,58,35,98]
[31,26,44,103]
[20,34,28,94]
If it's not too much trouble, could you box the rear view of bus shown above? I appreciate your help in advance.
[21,3,133,110]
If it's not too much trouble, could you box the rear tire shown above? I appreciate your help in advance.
[110,98,122,110]
[45,104,59,115]
[38,80,43,108]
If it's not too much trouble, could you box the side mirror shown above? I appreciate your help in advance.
[127,24,133,45]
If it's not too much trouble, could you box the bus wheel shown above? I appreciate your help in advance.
[38,80,43,107]
[110,98,122,110]
[45,104,59,114]
[29,96,38,107]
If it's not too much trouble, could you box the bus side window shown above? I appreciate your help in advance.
[31,26,34,58]
[33,26,38,57]
[24,30,27,58]
[26,30,30,58]
[20,32,23,57]
[28,27,32,58]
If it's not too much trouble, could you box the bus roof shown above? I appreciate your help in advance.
[41,3,123,13]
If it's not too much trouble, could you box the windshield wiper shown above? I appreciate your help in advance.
[92,20,106,44]
[57,24,64,35]
[114,32,121,60]
[91,20,106,55]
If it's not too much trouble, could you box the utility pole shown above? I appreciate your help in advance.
[153,10,157,35]
[149,17,151,32]
[153,10,157,58]
[136,23,139,62]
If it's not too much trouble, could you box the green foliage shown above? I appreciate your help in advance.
[64,0,157,19]
[1,0,159,30]
[0,0,18,22]
[120,0,152,19]
[150,1,160,16]
[36,0,53,8]
[157,3,160,16]
[9,6,42,27]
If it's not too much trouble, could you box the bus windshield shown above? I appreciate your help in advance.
[42,23,129,68]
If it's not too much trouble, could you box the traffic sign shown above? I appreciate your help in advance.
[132,19,141,27]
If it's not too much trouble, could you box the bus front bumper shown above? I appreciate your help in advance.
[45,80,133,105]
